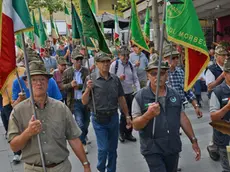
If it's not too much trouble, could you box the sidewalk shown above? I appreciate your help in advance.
[0,93,222,172]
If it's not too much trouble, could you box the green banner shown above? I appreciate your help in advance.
[130,0,149,52]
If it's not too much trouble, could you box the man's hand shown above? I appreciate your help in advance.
[84,165,91,172]
[71,80,78,88]
[135,60,140,67]
[120,74,126,81]
[195,107,203,118]
[26,116,42,137]
[86,80,93,90]
[144,103,160,120]
[192,142,201,161]
[66,49,70,56]
[18,92,26,102]
[126,117,132,129]
[90,65,95,71]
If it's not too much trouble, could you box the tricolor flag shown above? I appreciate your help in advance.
[166,0,209,91]
[1,0,33,91]
[0,0,2,50]
[114,8,120,46]
[38,8,48,57]
[50,15,59,40]
[64,3,72,30]
[32,10,40,50]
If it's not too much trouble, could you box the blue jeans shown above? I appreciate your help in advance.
[73,100,90,145]
[92,112,119,172]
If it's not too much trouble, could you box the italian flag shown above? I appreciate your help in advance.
[32,10,40,50]
[50,14,59,40]
[0,0,33,91]
[64,4,72,30]
[38,8,48,57]
[114,11,120,42]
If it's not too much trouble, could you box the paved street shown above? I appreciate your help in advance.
[0,93,222,172]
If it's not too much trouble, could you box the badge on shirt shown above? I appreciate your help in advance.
[170,96,177,103]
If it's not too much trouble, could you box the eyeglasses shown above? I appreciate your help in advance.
[150,70,167,77]
[31,77,47,84]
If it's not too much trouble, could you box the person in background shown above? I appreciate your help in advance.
[110,46,140,143]
[62,49,90,154]
[45,40,56,56]
[42,48,57,74]
[129,44,148,88]
[53,56,68,103]
[1,67,25,164]
[64,37,73,66]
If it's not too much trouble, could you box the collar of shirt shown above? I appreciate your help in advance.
[73,66,82,72]
[33,95,49,109]
[95,70,114,80]
[216,63,223,71]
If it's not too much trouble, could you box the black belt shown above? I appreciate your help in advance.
[96,109,117,116]
[26,160,64,168]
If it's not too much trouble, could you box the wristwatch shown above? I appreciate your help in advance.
[190,136,198,144]
[83,161,90,166]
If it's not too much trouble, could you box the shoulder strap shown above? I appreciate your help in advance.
[128,61,133,72]
[115,58,119,74]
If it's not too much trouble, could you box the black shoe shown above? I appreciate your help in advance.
[125,135,137,142]
[207,145,220,161]
[119,135,125,143]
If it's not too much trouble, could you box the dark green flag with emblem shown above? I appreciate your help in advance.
[166,0,209,91]
[79,0,111,54]
[71,3,95,49]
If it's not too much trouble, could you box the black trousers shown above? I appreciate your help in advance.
[144,153,179,172]
[1,104,12,132]
[120,93,133,136]
[1,104,21,156]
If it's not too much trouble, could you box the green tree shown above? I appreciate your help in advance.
[27,0,63,14]
[117,0,130,11]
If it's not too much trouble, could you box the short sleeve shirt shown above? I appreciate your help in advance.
[83,71,125,111]
[7,97,81,165]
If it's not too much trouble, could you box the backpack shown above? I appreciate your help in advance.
[115,58,133,74]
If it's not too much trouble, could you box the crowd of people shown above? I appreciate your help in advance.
[0,36,230,172]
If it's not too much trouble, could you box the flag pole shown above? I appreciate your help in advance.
[153,0,167,136]
[21,32,47,172]
[83,36,96,114]
[15,70,24,94]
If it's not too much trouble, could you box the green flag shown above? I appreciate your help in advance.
[166,0,209,91]
[80,0,111,54]
[130,0,149,52]
[90,0,96,15]
[38,8,48,55]
[71,3,95,48]
[32,10,40,49]
[71,3,80,40]
[55,22,59,36]
[50,15,59,39]
[143,7,150,44]
[16,34,23,49]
